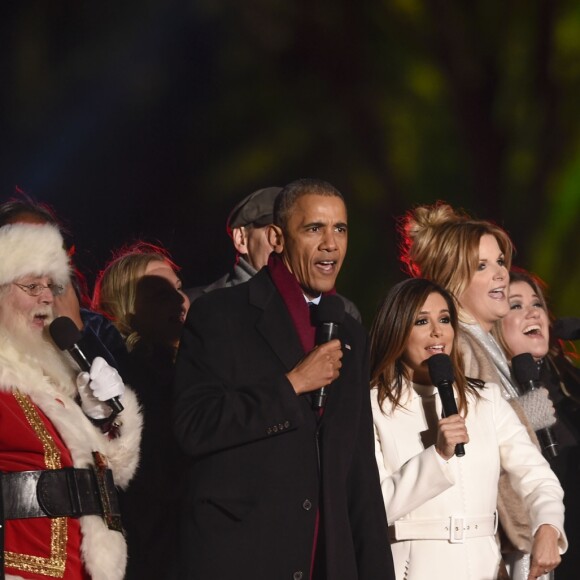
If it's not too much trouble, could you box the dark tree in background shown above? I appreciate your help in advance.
[1,0,579,323]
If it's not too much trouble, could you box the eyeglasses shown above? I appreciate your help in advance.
[13,282,65,297]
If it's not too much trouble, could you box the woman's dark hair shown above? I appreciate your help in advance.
[370,277,482,414]
[495,268,575,361]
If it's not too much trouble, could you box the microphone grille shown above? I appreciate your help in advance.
[49,316,83,351]
[427,353,455,384]
[316,295,346,324]
[511,352,539,384]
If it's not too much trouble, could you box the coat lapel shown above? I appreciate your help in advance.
[249,270,305,371]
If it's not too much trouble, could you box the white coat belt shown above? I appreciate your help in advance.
[389,512,498,543]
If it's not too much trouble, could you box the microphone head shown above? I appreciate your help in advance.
[49,316,83,351]
[316,295,346,325]
[511,352,539,384]
[553,317,580,341]
[427,353,455,385]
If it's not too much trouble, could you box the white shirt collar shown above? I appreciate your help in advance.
[304,294,322,305]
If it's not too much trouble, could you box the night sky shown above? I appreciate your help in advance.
[2,2,580,322]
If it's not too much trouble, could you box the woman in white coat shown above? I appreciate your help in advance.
[369,278,566,580]
[398,202,558,579]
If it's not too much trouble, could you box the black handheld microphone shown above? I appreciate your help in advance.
[512,353,558,459]
[427,353,465,457]
[312,295,345,409]
[49,316,124,414]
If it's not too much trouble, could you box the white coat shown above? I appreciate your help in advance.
[372,381,566,580]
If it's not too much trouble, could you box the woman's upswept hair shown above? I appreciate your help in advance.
[92,241,178,350]
[399,202,514,298]
[370,278,482,414]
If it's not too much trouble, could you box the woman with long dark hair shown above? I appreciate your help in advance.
[370,278,566,580]
[398,203,558,578]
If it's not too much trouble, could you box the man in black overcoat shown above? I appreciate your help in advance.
[172,178,394,579]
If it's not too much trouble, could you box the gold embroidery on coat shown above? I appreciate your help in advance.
[4,391,68,577]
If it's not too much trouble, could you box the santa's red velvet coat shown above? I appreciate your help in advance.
[0,337,142,580]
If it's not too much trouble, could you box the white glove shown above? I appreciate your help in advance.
[76,356,125,419]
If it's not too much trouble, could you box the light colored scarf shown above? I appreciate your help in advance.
[459,317,520,399]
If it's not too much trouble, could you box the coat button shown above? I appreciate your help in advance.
[266,428,272,435]
[293,572,303,580]
[278,423,284,430]
[284,420,290,428]
[302,499,312,511]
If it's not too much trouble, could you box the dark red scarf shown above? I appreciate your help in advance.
[267,253,336,353]
[267,252,335,578]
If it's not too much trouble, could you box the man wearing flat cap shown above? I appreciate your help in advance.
[173,178,394,579]
[0,223,141,580]
[187,187,282,301]
[188,187,362,321]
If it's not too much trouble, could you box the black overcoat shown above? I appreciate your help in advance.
[172,268,394,579]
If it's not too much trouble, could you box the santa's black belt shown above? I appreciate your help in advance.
[0,467,121,528]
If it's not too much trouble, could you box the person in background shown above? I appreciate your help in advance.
[92,241,190,579]
[172,178,394,579]
[0,196,128,373]
[187,186,282,300]
[188,185,362,322]
[398,202,557,579]
[496,269,580,579]
[0,222,141,580]
[370,277,566,580]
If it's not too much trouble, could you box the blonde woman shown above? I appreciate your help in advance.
[93,241,189,354]
[398,203,557,579]
[92,241,190,580]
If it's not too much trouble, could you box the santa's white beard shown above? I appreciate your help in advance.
[0,308,79,398]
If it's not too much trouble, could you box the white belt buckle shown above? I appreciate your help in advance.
[449,515,465,543]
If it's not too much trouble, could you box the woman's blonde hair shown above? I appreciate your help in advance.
[92,241,178,351]
[399,202,514,298]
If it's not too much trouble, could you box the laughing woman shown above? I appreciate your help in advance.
[398,202,558,578]
[496,269,580,578]
[370,278,566,580]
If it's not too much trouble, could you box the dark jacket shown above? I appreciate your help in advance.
[172,268,394,580]
[121,343,187,580]
[185,260,255,303]
[539,353,580,579]
[187,259,364,323]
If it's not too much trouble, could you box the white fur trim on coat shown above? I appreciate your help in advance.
[0,223,70,286]
[0,338,142,580]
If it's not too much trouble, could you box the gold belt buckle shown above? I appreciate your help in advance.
[92,451,123,532]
